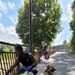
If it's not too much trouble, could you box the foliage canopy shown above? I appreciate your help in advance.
[70,0,75,52]
[16,0,62,47]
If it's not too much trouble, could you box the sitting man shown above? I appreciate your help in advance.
[6,44,38,75]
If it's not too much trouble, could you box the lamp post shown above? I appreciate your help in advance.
[29,0,33,52]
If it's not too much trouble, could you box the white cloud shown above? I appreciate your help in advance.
[6,26,18,37]
[52,31,66,46]
[0,38,4,41]
[58,0,64,9]
[8,2,15,9]
[0,23,22,44]
[61,3,73,22]
[57,32,65,39]
[0,23,5,32]
[61,15,68,21]
[0,23,17,37]
[8,16,18,25]
[0,12,2,18]
[67,3,73,22]
[52,30,72,46]
[21,0,24,5]
[0,0,8,13]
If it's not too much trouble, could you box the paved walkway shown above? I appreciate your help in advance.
[27,52,75,75]
[23,62,51,75]
[24,54,56,75]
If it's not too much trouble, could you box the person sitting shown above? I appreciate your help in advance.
[5,44,38,75]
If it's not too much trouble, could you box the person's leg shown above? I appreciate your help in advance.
[19,66,27,74]
[45,54,49,60]
[31,67,38,75]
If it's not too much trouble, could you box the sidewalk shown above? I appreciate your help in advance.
[26,62,51,75]
[26,56,54,75]
[66,53,75,59]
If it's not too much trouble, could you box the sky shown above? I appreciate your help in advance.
[0,0,74,46]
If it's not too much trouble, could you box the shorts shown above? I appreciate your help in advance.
[19,66,37,71]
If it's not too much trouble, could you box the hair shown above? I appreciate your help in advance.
[15,44,23,51]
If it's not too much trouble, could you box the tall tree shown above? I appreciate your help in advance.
[16,0,62,47]
[70,0,75,52]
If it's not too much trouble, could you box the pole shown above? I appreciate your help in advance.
[29,0,33,52]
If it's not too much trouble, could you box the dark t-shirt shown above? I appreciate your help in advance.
[18,53,33,67]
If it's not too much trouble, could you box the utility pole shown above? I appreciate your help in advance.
[29,0,33,52]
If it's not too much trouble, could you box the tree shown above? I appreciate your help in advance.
[3,47,10,52]
[16,0,62,47]
[0,45,14,52]
[70,0,75,53]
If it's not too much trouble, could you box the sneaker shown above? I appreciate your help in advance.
[19,68,25,74]
[32,69,38,75]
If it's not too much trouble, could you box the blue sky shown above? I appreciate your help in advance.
[0,0,74,45]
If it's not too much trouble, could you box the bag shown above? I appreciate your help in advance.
[40,55,48,63]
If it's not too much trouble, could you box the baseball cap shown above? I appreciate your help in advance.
[41,41,45,45]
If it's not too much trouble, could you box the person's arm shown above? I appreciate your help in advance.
[29,53,37,68]
[6,57,19,75]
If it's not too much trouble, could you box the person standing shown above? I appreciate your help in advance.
[41,41,49,60]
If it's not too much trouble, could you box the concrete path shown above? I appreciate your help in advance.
[27,52,75,75]
[25,53,56,75]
